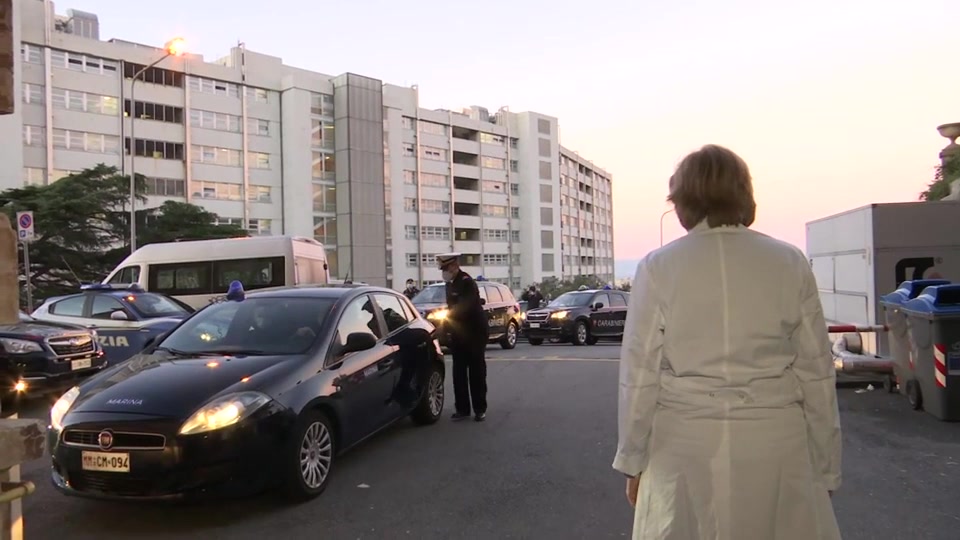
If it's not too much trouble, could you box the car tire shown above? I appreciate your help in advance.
[529,338,544,346]
[411,363,445,425]
[282,410,336,501]
[499,322,519,350]
[586,335,599,345]
[572,321,588,346]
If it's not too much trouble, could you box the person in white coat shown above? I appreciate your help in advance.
[613,144,842,540]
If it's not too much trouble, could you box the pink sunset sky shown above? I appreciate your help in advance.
[69,0,960,260]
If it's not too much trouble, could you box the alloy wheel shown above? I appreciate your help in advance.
[577,323,587,344]
[300,421,333,489]
[507,323,517,347]
[428,371,444,416]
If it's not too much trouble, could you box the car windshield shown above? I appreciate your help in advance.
[123,293,192,319]
[411,285,446,304]
[157,297,336,356]
[549,292,594,308]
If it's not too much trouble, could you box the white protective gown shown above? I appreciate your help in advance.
[613,222,842,540]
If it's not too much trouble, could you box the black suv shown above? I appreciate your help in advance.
[1,312,107,402]
[523,289,629,346]
[411,281,522,349]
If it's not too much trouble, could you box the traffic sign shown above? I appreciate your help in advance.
[16,211,34,242]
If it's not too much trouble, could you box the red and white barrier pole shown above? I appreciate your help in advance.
[827,324,888,333]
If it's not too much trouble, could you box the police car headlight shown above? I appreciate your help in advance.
[179,392,272,435]
[0,338,43,354]
[551,311,569,320]
[427,309,449,321]
[50,386,80,432]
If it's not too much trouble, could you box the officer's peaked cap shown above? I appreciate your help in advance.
[436,252,461,268]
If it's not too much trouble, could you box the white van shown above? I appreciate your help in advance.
[102,236,330,309]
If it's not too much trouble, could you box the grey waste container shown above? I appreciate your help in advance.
[880,279,950,395]
[901,284,960,421]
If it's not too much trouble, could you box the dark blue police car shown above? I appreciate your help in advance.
[30,285,194,365]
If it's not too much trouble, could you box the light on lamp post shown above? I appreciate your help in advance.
[128,37,186,254]
[659,208,675,247]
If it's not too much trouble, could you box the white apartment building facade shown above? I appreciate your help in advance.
[0,0,614,291]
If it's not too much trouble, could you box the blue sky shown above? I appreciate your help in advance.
[65,0,960,263]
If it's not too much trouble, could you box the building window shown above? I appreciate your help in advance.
[312,183,336,213]
[539,161,553,179]
[187,76,237,97]
[406,226,451,240]
[249,152,270,169]
[483,229,509,242]
[23,167,45,186]
[483,180,506,193]
[406,253,439,267]
[313,216,337,245]
[244,87,269,103]
[310,93,334,116]
[248,185,272,203]
[53,129,121,154]
[510,160,519,173]
[21,44,43,64]
[192,181,242,201]
[191,145,241,166]
[421,199,450,214]
[510,183,520,196]
[52,88,119,115]
[248,219,272,235]
[311,119,334,149]
[312,151,336,180]
[419,121,446,136]
[247,118,270,137]
[124,100,183,123]
[421,146,446,161]
[145,177,185,197]
[512,207,520,219]
[124,137,183,159]
[482,204,507,218]
[22,83,43,104]
[403,143,415,157]
[510,138,519,149]
[480,133,504,145]
[537,118,551,135]
[50,49,118,75]
[482,157,505,170]
[483,254,510,266]
[213,217,242,228]
[402,117,415,130]
[511,230,520,242]
[403,171,448,187]
[189,109,241,132]
[124,61,182,87]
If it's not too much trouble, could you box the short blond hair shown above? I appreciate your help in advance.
[667,144,756,230]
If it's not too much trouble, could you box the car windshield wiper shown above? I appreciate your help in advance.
[154,346,200,357]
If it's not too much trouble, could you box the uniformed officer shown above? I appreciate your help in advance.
[436,252,489,422]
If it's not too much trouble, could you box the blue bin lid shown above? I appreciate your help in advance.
[901,284,960,316]
[880,279,951,306]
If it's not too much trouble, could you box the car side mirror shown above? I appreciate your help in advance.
[480,298,487,306]
[110,310,130,321]
[342,332,377,355]
[592,302,604,311]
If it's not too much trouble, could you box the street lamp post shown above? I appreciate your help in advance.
[128,38,186,254]
[659,208,675,247]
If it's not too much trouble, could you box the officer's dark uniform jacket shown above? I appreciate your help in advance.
[444,270,488,346]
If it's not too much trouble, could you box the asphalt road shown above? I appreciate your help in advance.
[7,342,960,540]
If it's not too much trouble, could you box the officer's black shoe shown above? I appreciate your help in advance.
[474,413,486,422]
[451,412,470,421]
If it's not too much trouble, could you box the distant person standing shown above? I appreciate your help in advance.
[436,253,489,422]
[403,278,420,300]
[521,285,544,310]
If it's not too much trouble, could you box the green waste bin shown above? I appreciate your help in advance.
[880,280,950,395]
[902,284,960,421]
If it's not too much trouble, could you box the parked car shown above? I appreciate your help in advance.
[411,280,522,349]
[31,284,193,365]
[1,312,106,402]
[48,284,445,501]
[522,289,629,346]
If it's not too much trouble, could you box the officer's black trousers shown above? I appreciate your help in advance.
[450,343,487,415]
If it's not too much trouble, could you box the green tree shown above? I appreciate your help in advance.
[920,154,960,201]
[1,164,247,305]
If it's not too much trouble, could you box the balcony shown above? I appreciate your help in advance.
[453,151,478,166]
[454,202,479,217]
[453,176,479,191]
[454,228,481,242]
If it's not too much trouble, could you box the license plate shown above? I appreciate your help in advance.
[71,358,92,371]
[81,451,130,473]
[529,323,540,328]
